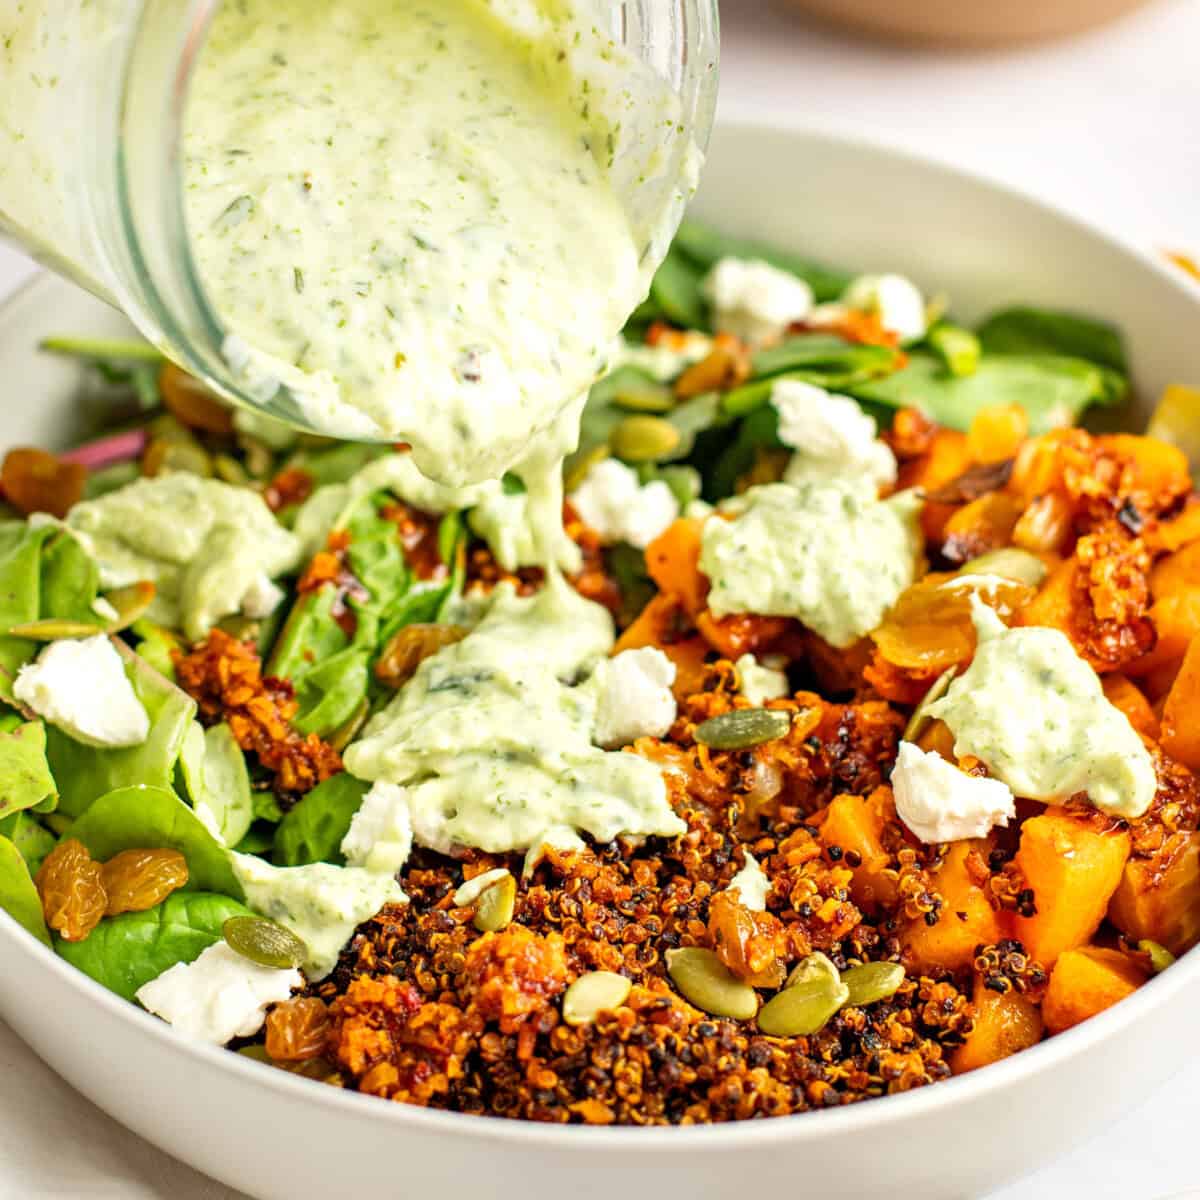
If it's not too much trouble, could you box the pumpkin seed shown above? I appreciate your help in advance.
[141,437,213,479]
[1138,939,1176,974]
[473,872,517,933]
[757,974,849,1038]
[903,666,958,743]
[214,453,250,485]
[102,582,156,633]
[223,915,307,969]
[958,547,1047,589]
[695,708,792,751]
[562,971,632,1026]
[614,382,675,414]
[217,615,261,642]
[665,947,758,1020]
[784,951,841,991]
[327,698,370,754]
[454,867,512,907]
[840,961,906,1008]
[611,415,681,463]
[6,619,101,641]
[563,442,610,493]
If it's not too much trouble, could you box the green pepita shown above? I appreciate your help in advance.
[958,548,1048,589]
[223,915,307,969]
[473,872,517,933]
[757,974,849,1038]
[694,708,792,751]
[665,947,758,1020]
[1138,939,1176,974]
[6,619,101,642]
[840,961,906,1008]
[214,453,250,486]
[562,970,633,1026]
[563,442,611,493]
[614,382,675,414]
[784,951,841,991]
[611,415,681,463]
[142,437,213,478]
[903,666,958,743]
[102,582,157,633]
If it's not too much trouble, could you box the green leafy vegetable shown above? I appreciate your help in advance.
[66,785,242,899]
[608,543,656,627]
[282,441,389,489]
[0,811,56,875]
[0,833,50,945]
[975,307,1127,372]
[177,722,253,848]
[707,403,784,501]
[273,773,369,867]
[648,247,707,329]
[850,352,1126,435]
[47,644,196,818]
[0,721,56,820]
[927,324,981,377]
[55,891,253,1001]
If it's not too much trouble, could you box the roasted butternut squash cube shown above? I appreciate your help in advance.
[644,518,708,618]
[1160,636,1200,770]
[950,980,1043,1074]
[1109,833,1200,958]
[820,788,898,911]
[1042,946,1148,1035]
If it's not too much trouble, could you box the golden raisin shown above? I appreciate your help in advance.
[35,839,107,942]
[100,848,189,916]
[707,890,786,988]
[1,447,87,519]
[374,624,469,689]
[265,996,332,1062]
[158,363,235,434]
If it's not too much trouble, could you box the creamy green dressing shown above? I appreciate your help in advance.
[344,575,686,854]
[929,599,1157,819]
[699,480,923,649]
[66,474,302,641]
[183,0,676,489]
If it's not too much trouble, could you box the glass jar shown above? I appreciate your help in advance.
[0,0,719,435]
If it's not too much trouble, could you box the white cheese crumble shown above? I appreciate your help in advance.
[702,257,814,344]
[891,741,1016,844]
[135,941,301,1045]
[725,850,771,911]
[589,647,678,749]
[453,867,513,907]
[841,274,928,344]
[771,379,897,489]
[339,780,413,877]
[14,635,149,748]
[568,458,679,550]
[735,654,790,706]
[239,572,286,619]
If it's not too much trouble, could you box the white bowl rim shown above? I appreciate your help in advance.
[3,115,1200,1153]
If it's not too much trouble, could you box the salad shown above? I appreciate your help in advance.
[2,218,1199,1124]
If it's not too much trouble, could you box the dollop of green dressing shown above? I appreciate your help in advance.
[699,480,922,649]
[344,576,686,854]
[928,599,1157,818]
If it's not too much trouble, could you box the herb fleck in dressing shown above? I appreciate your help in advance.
[929,599,1157,819]
[344,576,686,854]
[184,0,652,495]
[699,480,923,649]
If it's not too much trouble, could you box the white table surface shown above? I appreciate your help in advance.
[5,0,1200,1195]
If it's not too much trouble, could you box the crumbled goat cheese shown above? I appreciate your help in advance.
[702,257,814,344]
[842,273,928,344]
[568,458,679,550]
[590,647,677,749]
[725,850,771,911]
[339,780,413,876]
[735,654,790,706]
[891,741,1016,844]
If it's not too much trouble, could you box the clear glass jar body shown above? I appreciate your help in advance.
[0,0,719,434]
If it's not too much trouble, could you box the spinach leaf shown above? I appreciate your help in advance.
[292,646,371,737]
[0,721,56,820]
[975,306,1127,372]
[608,543,656,627]
[850,352,1126,435]
[671,218,853,303]
[0,833,50,944]
[47,644,196,818]
[177,722,253,848]
[232,824,275,855]
[708,403,785,501]
[927,324,981,377]
[648,247,707,329]
[0,811,55,875]
[273,773,369,867]
[662,392,723,461]
[38,528,102,624]
[749,334,902,385]
[66,785,242,899]
[377,580,454,648]
[55,891,252,1001]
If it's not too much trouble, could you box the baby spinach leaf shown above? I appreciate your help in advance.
[38,528,102,624]
[66,784,243,899]
[708,403,785,501]
[177,722,253,848]
[608,543,656,628]
[47,644,196,818]
[670,218,853,303]
[975,306,1127,372]
[0,811,56,875]
[749,334,902,384]
[0,721,56,820]
[0,833,50,945]
[377,580,454,648]
[662,392,723,461]
[273,773,369,867]
[850,352,1126,435]
[648,246,707,329]
[292,646,371,738]
[55,891,252,1001]
[252,789,284,825]
[232,824,275,855]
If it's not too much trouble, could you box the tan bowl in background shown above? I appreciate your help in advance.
[780,0,1157,46]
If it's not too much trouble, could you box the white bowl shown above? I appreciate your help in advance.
[3,122,1200,1200]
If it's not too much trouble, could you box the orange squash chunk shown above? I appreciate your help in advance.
[1128,589,1200,678]
[820,788,898,911]
[1101,674,1159,740]
[1017,559,1077,641]
[1011,808,1131,968]
[950,980,1043,1074]
[899,840,1004,976]
[1096,433,1190,504]
[1150,540,1200,600]
[1109,833,1200,957]
[1160,636,1200,770]
[1042,946,1148,1035]
[644,518,708,618]
[1152,500,1200,553]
